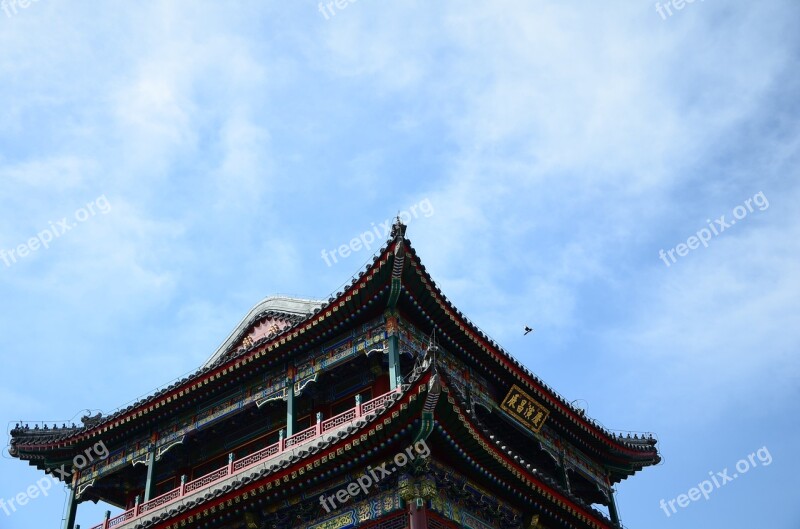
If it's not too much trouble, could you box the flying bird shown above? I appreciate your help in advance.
[523,326,534,335]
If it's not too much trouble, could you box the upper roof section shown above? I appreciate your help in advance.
[203,296,324,367]
[10,218,658,473]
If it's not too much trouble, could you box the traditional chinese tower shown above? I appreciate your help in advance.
[9,220,660,529]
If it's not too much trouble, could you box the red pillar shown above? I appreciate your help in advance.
[407,498,428,529]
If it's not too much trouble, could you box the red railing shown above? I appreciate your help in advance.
[232,443,279,472]
[322,408,357,432]
[87,387,401,529]
[284,424,317,448]
[184,466,230,494]
[106,509,135,528]
[361,391,397,415]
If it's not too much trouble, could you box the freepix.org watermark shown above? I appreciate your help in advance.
[320,198,434,267]
[659,191,768,267]
[655,0,705,21]
[659,446,772,517]
[317,0,357,20]
[1,0,41,19]
[0,194,112,269]
[0,440,109,517]
[319,439,430,513]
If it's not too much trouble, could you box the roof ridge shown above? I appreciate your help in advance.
[202,295,325,367]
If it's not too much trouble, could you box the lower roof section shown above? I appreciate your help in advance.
[85,367,429,529]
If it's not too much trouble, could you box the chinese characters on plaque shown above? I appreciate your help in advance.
[500,385,549,433]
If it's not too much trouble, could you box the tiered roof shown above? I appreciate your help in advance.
[10,220,659,529]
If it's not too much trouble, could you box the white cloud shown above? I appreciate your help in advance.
[211,109,273,210]
[0,3,797,527]
[616,206,800,416]
[0,156,93,192]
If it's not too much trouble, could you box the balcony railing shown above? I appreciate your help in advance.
[88,387,401,529]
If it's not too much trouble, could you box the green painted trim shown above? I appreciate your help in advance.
[388,335,400,391]
[286,382,296,437]
[61,484,78,529]
[143,447,156,502]
[387,277,402,308]
[608,489,621,525]
[413,412,435,445]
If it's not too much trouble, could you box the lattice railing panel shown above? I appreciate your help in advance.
[233,443,280,471]
[185,467,230,494]
[108,510,136,527]
[362,391,396,414]
[322,409,356,432]
[428,514,462,529]
[368,513,408,529]
[140,488,181,514]
[285,425,317,448]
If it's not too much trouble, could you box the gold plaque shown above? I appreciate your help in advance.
[500,384,549,433]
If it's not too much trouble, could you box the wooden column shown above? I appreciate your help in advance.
[386,314,401,391]
[407,497,428,529]
[400,475,433,529]
[61,474,78,529]
[388,335,400,390]
[558,451,572,494]
[286,366,296,436]
[608,488,621,526]
[143,444,157,502]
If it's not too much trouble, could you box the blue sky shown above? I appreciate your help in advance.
[1,1,798,528]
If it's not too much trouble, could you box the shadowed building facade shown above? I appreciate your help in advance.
[9,220,660,529]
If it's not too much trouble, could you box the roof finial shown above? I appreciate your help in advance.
[391,215,407,239]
